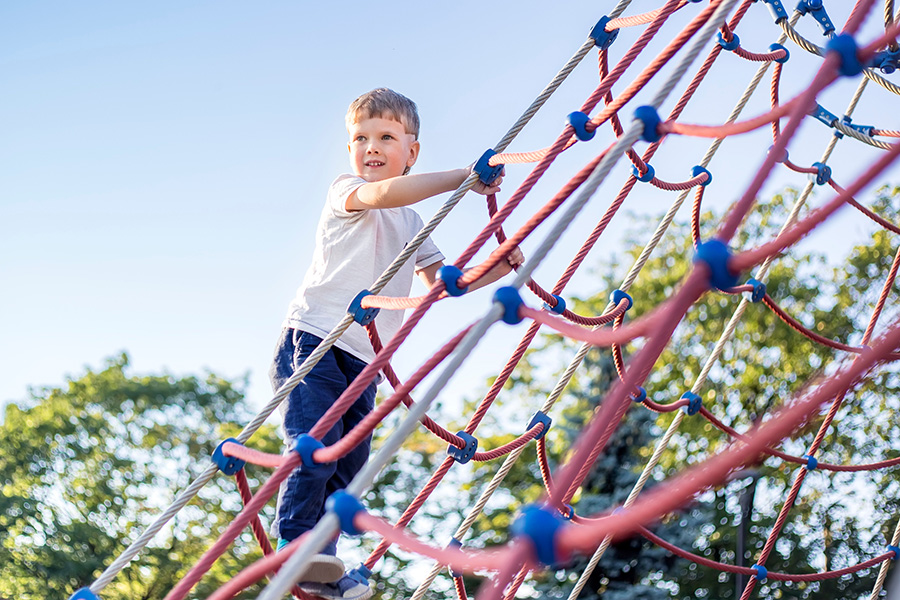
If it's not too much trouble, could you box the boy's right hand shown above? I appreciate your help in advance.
[466,165,504,196]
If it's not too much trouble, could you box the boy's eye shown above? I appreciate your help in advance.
[355,135,366,142]
[382,134,393,141]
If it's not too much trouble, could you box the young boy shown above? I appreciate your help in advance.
[270,88,523,599]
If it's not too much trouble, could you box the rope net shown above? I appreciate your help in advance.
[75,1,900,599]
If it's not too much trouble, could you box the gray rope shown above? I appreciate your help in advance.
[256,1,741,596]
[87,29,596,597]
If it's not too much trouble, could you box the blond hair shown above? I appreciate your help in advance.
[345,88,420,139]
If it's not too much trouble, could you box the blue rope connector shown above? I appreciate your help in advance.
[561,504,575,520]
[694,239,739,291]
[681,391,702,415]
[812,162,832,186]
[767,145,789,163]
[447,431,478,464]
[494,286,524,325]
[691,165,712,187]
[632,162,656,183]
[347,289,380,326]
[746,278,767,303]
[326,490,366,536]
[888,545,900,560]
[543,294,566,315]
[294,434,325,469]
[589,16,619,50]
[439,265,469,297]
[527,410,553,440]
[212,437,247,475]
[632,386,647,403]
[761,0,788,21]
[768,42,790,64]
[69,589,100,600]
[610,288,634,311]
[716,31,740,51]
[826,34,864,77]
[473,149,504,185]
[633,106,662,143]
[347,563,372,586]
[802,454,818,470]
[511,504,567,566]
[567,111,596,141]
[751,564,768,581]
[447,537,464,577]
[871,48,900,74]
[797,0,835,36]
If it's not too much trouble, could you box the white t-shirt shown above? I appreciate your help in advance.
[283,174,444,363]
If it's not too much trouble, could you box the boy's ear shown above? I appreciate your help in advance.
[406,139,420,168]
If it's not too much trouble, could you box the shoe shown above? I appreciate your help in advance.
[298,553,345,584]
[298,575,373,600]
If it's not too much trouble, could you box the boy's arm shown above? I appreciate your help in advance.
[416,247,525,292]
[346,168,503,211]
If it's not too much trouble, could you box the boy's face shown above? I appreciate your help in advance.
[347,116,419,182]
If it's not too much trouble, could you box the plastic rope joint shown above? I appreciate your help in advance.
[632,387,647,403]
[439,265,469,297]
[347,289,380,326]
[69,589,100,600]
[212,438,247,475]
[447,431,478,464]
[745,278,766,303]
[681,391,702,415]
[473,149,504,185]
[543,294,566,315]
[768,42,790,63]
[888,545,900,560]
[802,454,818,470]
[715,31,740,51]
[691,165,712,187]
[633,106,662,143]
[751,563,768,581]
[447,537,463,577]
[527,410,552,440]
[511,505,568,566]
[566,111,596,141]
[589,16,619,50]
[871,48,900,74]
[294,434,326,469]
[796,0,835,35]
[632,162,656,183]
[812,162,832,186]
[494,286,525,324]
[610,289,634,311]
[325,490,366,536]
[761,0,788,21]
[826,34,864,77]
[694,239,739,291]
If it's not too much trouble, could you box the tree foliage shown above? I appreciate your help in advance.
[0,354,281,599]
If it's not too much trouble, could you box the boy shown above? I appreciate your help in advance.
[270,88,523,600]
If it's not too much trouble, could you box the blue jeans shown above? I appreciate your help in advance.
[270,328,377,550]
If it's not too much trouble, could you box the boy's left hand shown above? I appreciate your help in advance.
[506,246,525,270]
[468,165,504,196]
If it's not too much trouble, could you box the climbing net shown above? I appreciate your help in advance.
[70,0,900,599]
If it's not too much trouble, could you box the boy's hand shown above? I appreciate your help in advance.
[506,246,525,270]
[467,165,504,196]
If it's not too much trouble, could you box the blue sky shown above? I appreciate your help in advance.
[2,1,898,420]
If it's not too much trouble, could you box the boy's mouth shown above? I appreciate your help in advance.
[365,161,385,167]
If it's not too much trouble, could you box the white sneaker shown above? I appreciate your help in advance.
[298,554,345,584]
[298,575,373,600]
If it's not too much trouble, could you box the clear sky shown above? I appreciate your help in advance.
[2,1,898,421]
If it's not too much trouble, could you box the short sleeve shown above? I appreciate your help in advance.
[326,174,367,218]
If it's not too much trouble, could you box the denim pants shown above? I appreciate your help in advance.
[270,328,377,550]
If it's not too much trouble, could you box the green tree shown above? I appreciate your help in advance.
[375,186,900,599]
[0,354,282,599]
